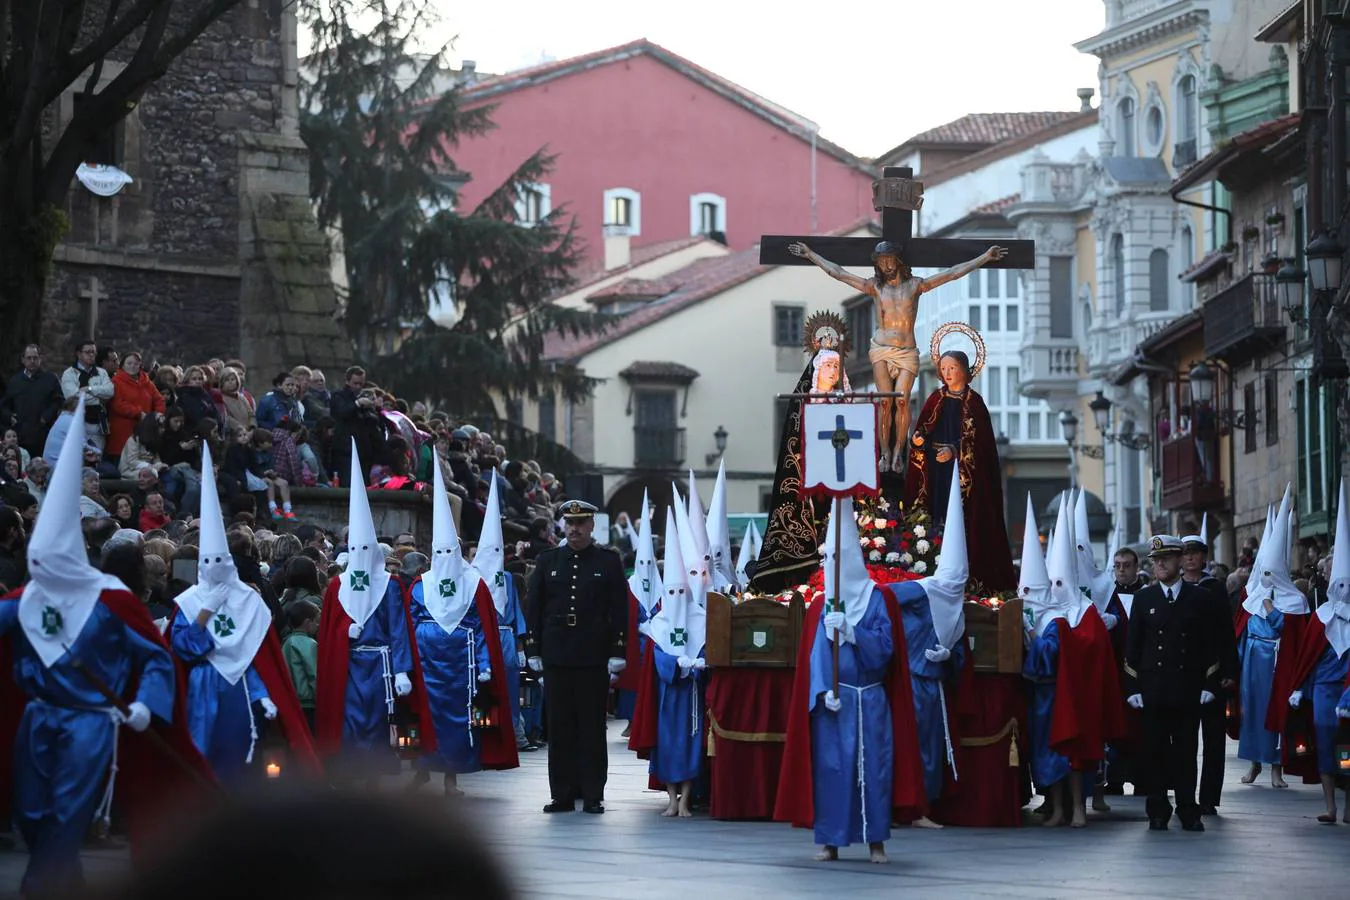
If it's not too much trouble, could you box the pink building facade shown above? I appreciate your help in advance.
[446,41,877,268]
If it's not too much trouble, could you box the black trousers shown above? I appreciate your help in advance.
[1140,704,1201,823]
[1198,699,1225,807]
[543,666,610,804]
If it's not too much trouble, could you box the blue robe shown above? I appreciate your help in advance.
[649,646,705,785]
[616,603,652,722]
[0,601,175,896]
[169,611,270,785]
[1301,644,1350,776]
[342,580,413,772]
[1024,620,1071,790]
[499,575,527,745]
[893,580,964,802]
[808,588,894,847]
[1237,610,1283,764]
[409,580,492,774]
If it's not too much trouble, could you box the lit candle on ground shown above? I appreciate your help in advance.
[266,762,281,779]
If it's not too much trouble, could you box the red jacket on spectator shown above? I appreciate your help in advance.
[139,508,170,532]
[108,370,166,456]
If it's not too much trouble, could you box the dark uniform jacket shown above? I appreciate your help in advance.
[1187,574,1239,685]
[1124,580,1222,708]
[525,542,628,668]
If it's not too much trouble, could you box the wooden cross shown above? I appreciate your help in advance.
[78,276,107,339]
[759,165,1035,269]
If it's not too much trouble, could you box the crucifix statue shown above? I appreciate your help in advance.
[78,277,107,340]
[760,166,1035,472]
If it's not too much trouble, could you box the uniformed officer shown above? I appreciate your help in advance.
[1124,535,1222,832]
[525,500,628,814]
[1179,533,1239,816]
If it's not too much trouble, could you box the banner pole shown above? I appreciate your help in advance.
[832,494,842,698]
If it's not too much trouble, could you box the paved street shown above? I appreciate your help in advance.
[3,721,1347,899]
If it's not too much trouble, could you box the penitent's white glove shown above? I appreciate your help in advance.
[121,701,152,732]
[1337,706,1350,720]
[527,656,543,672]
[692,658,707,671]
[607,657,626,674]
[478,669,493,683]
[677,656,694,671]
[924,645,951,663]
[1127,694,1144,710]
[1100,612,1119,631]
[517,651,527,669]
[822,610,853,644]
[348,623,362,640]
[259,697,278,720]
[823,691,842,713]
[1288,690,1303,709]
[1199,690,1215,705]
[394,672,413,696]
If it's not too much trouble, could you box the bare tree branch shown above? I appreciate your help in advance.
[52,0,166,101]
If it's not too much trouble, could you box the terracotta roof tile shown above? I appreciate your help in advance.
[903,112,1084,147]
[618,361,701,381]
[567,235,717,293]
[971,193,1021,215]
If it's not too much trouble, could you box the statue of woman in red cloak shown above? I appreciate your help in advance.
[903,327,1016,593]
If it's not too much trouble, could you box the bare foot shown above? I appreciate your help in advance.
[911,816,944,829]
[1241,763,1261,785]
[661,800,679,818]
[1043,810,1065,827]
[677,800,693,818]
[879,455,890,474]
[405,770,430,794]
[1272,772,1289,789]
[1070,808,1087,828]
[1317,811,1337,824]
[815,845,839,862]
[869,842,889,864]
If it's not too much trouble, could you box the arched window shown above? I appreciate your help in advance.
[1180,225,1194,305]
[1112,234,1127,315]
[1117,98,1136,158]
[1174,74,1199,166]
[1149,248,1170,311]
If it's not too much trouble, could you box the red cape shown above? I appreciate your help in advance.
[402,579,518,770]
[1049,606,1125,767]
[903,387,1016,593]
[0,588,218,864]
[1266,612,1325,783]
[627,640,659,761]
[773,586,928,828]
[615,588,642,693]
[1227,606,1252,740]
[314,576,354,757]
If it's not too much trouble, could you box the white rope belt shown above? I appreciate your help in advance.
[352,645,395,713]
[32,699,121,828]
[243,678,258,765]
[840,682,881,838]
[467,628,477,749]
[938,681,958,782]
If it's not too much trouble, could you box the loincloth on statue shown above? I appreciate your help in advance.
[867,341,920,379]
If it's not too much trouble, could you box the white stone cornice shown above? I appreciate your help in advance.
[1076,2,1207,60]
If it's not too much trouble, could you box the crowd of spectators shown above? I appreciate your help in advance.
[0,339,579,598]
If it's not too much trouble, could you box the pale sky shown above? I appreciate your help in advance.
[411,0,1107,159]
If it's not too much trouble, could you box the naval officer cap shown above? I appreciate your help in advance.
[1180,534,1207,552]
[1148,534,1184,558]
[559,500,598,520]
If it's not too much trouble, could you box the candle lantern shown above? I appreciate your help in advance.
[265,761,282,779]
[472,683,497,732]
[519,670,538,711]
[1336,743,1350,773]
[390,701,422,758]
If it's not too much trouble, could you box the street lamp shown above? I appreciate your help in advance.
[1305,231,1344,293]
[1274,258,1307,323]
[1086,390,1150,451]
[1059,409,1078,445]
[1089,391,1112,436]
[705,425,729,466]
[1060,407,1106,459]
[1188,361,1216,407]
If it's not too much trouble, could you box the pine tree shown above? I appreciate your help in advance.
[300,0,607,416]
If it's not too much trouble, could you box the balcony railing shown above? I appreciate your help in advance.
[1202,272,1286,361]
[1018,341,1079,399]
[634,426,686,469]
[1087,314,1173,370]
[1159,433,1225,511]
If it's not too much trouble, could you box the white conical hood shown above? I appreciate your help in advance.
[750,520,763,558]
[475,473,509,616]
[672,485,709,607]
[338,440,392,627]
[1200,512,1209,546]
[686,470,713,592]
[1069,490,1115,613]
[1318,479,1350,657]
[1243,484,1307,616]
[1072,488,1094,572]
[627,491,662,618]
[1045,492,1089,629]
[920,463,967,648]
[172,442,271,685]
[650,506,706,657]
[822,497,876,641]
[421,460,481,635]
[706,461,735,590]
[1017,495,1053,635]
[18,397,126,667]
[734,521,758,590]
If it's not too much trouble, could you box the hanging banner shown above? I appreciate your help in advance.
[801,402,879,498]
[76,163,133,197]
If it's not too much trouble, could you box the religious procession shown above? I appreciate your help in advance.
[4,0,1350,898]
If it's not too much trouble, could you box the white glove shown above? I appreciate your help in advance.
[1289,690,1303,708]
[677,655,694,671]
[924,645,951,663]
[1199,690,1215,705]
[607,657,626,674]
[478,669,492,683]
[823,691,842,713]
[823,610,853,643]
[348,623,361,640]
[517,651,527,668]
[527,656,544,672]
[394,672,413,696]
[692,658,707,671]
[1337,706,1350,720]
[259,697,278,720]
[1100,612,1119,631]
[1126,694,1144,710]
[121,701,152,732]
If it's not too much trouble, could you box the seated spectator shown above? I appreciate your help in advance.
[175,365,218,428]
[2,427,31,472]
[293,425,325,486]
[108,492,137,530]
[300,367,331,425]
[245,427,295,521]
[256,371,303,431]
[369,438,424,492]
[23,457,49,504]
[11,492,38,536]
[108,351,165,462]
[80,468,109,519]
[153,363,180,409]
[270,418,309,487]
[218,367,256,433]
[120,413,167,478]
[138,490,171,533]
[0,448,25,504]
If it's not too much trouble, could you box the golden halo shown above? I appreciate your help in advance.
[802,310,852,357]
[930,321,986,379]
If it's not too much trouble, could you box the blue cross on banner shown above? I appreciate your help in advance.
[800,402,879,497]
